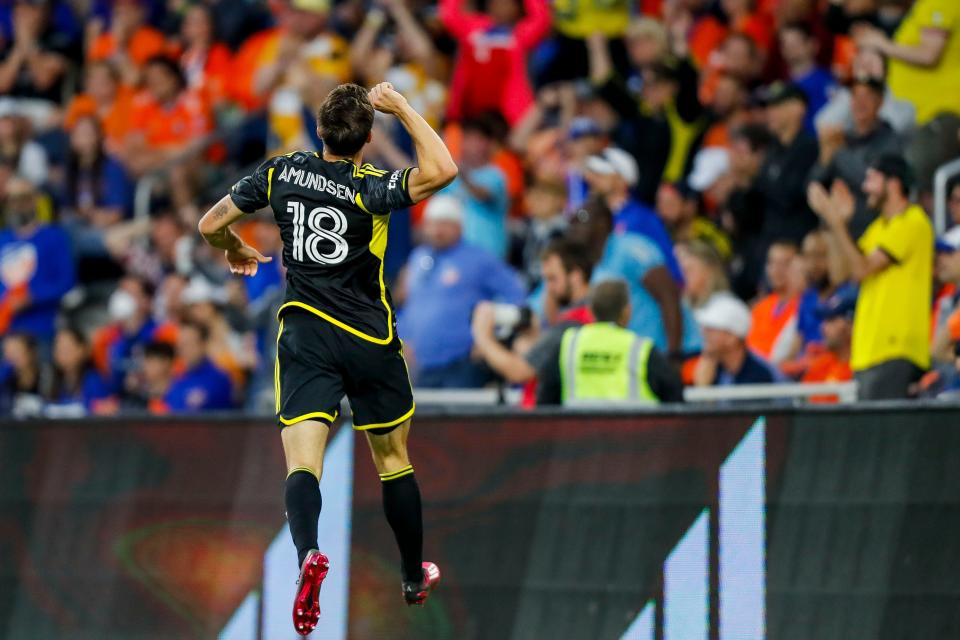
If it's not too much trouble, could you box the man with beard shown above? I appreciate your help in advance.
[808,154,932,400]
[472,238,594,404]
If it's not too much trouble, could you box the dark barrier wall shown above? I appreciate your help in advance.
[2,407,960,639]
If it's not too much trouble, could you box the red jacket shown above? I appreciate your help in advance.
[440,0,551,126]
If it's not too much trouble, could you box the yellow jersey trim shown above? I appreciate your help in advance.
[274,318,284,413]
[354,192,377,215]
[267,166,275,201]
[379,465,415,481]
[279,409,340,427]
[278,301,393,345]
[353,403,415,431]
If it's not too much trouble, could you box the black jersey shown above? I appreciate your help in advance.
[230,151,415,345]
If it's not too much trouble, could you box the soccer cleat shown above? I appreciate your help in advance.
[402,561,441,606]
[293,550,329,636]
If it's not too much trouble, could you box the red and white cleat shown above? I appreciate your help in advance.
[292,550,329,636]
[402,562,441,606]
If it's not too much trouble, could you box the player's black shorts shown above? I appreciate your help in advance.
[275,308,415,431]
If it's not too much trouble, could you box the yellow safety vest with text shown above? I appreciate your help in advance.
[559,323,658,405]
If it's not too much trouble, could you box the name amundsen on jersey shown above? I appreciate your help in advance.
[276,165,356,203]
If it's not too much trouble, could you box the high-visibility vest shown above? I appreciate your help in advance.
[559,322,658,406]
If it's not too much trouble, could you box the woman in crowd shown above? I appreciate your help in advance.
[45,326,112,416]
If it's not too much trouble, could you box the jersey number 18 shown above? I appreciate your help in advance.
[288,201,349,265]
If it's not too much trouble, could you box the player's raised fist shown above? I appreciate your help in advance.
[368,82,408,115]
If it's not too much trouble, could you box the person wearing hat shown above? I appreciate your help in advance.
[807,153,933,400]
[754,81,819,253]
[692,293,779,386]
[798,283,856,388]
[398,195,525,388]
[584,146,683,284]
[810,72,901,239]
[931,234,960,363]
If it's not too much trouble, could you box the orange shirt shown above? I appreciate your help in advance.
[64,86,136,152]
[129,90,211,149]
[801,347,853,403]
[88,27,168,65]
[746,293,799,364]
[180,43,233,108]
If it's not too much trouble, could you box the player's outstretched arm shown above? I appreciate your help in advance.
[198,195,273,277]
[368,82,458,203]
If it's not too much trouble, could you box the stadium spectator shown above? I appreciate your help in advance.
[561,116,608,211]
[808,154,932,400]
[543,279,683,406]
[125,339,175,414]
[930,235,960,364]
[165,320,233,412]
[0,113,48,186]
[747,240,801,365]
[584,146,683,283]
[815,47,916,135]
[0,0,75,125]
[693,294,779,386]
[44,326,112,416]
[63,61,136,156]
[439,117,510,258]
[778,22,836,131]
[93,275,161,392]
[86,0,168,86]
[397,195,525,388]
[439,0,551,126]
[587,31,704,204]
[700,73,751,151]
[182,277,256,391]
[176,3,232,111]
[792,229,842,349]
[676,239,733,311]
[518,179,567,289]
[230,0,350,113]
[567,197,696,357]
[756,83,819,256]
[63,115,134,227]
[538,0,631,84]
[0,331,46,416]
[797,283,856,390]
[472,238,595,397]
[810,73,901,239]
[656,181,732,260]
[945,179,960,246]
[0,175,74,341]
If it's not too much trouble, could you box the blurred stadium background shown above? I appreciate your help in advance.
[2,0,960,637]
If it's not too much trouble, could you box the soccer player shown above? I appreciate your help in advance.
[197,82,456,635]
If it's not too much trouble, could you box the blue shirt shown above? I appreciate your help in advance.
[107,319,159,393]
[398,242,525,370]
[441,165,509,258]
[612,198,684,283]
[165,358,234,412]
[796,287,823,345]
[794,67,836,133]
[592,233,701,353]
[716,351,780,386]
[0,225,76,340]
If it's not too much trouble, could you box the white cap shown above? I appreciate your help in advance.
[585,147,639,187]
[423,194,463,224]
[694,293,751,338]
[687,147,730,192]
[182,277,226,305]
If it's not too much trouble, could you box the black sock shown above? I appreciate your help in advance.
[380,466,423,583]
[285,468,322,569]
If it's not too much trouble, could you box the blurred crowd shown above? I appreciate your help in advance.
[2,0,960,415]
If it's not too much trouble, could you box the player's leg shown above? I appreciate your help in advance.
[281,419,330,569]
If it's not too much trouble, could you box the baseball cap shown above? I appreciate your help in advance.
[568,117,604,140]
[585,147,639,187]
[182,277,227,306]
[694,294,751,338]
[423,194,463,224]
[687,147,730,192]
[759,82,809,107]
[869,153,915,193]
[939,226,960,252]
[816,283,858,321]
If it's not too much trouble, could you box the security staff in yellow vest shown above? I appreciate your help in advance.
[557,280,683,406]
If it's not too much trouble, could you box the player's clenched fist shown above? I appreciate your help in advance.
[368,82,408,115]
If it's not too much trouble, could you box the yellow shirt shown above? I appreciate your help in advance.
[552,0,629,38]
[852,205,933,371]
[887,0,960,124]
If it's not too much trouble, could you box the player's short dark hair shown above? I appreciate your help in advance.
[542,238,594,282]
[317,84,375,157]
[144,340,175,360]
[591,280,630,323]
